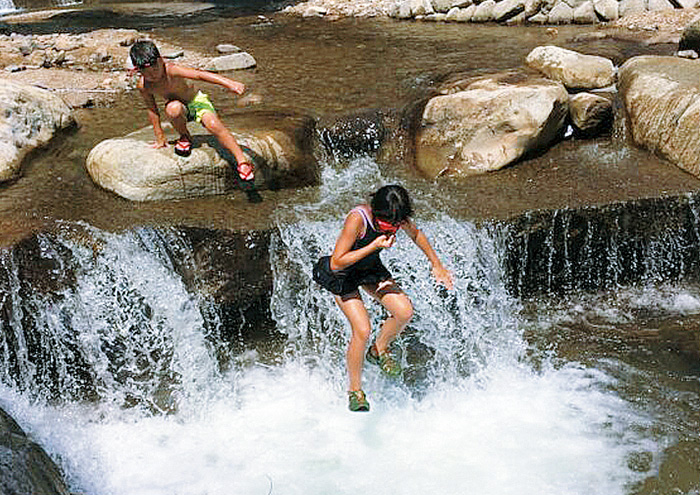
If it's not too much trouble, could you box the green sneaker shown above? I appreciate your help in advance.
[366,343,402,377]
[348,390,370,412]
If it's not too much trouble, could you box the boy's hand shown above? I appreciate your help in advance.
[228,81,245,95]
[432,265,454,290]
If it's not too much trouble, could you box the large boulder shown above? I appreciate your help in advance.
[416,72,569,178]
[618,56,700,179]
[86,110,318,201]
[1,406,70,495]
[0,80,75,183]
[526,45,616,90]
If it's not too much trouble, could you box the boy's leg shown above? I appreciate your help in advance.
[334,291,372,392]
[200,111,253,179]
[364,281,413,353]
[164,100,192,141]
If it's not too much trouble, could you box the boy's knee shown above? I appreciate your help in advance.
[352,326,371,343]
[165,100,186,119]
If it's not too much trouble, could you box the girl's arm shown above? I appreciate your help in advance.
[330,212,394,271]
[170,64,245,94]
[402,219,454,289]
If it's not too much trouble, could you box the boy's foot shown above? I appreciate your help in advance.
[237,161,255,182]
[174,137,192,157]
[366,343,402,377]
[348,390,370,412]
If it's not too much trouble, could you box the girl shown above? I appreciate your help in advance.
[313,185,453,412]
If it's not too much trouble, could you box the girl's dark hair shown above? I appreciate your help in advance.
[371,185,413,224]
[130,40,160,68]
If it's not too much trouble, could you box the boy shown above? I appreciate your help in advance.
[129,40,255,186]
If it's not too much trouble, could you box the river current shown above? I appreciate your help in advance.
[0,2,698,494]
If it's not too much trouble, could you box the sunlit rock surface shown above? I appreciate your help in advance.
[526,46,616,90]
[86,111,318,201]
[0,79,75,183]
[416,71,568,178]
[618,55,700,179]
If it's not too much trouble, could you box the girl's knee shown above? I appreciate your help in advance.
[394,301,414,325]
[351,325,371,344]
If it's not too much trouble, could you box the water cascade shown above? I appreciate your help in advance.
[1,153,694,494]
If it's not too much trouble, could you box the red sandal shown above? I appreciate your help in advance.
[174,137,192,157]
[237,161,254,182]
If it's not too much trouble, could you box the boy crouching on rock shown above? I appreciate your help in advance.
[129,40,255,188]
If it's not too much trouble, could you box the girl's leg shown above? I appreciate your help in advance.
[364,281,413,353]
[334,291,372,392]
[164,100,191,141]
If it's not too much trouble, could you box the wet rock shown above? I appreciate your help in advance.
[472,0,496,21]
[0,80,75,183]
[416,71,569,178]
[493,0,526,21]
[0,406,70,495]
[677,49,699,59]
[216,44,242,54]
[593,0,619,21]
[207,52,257,72]
[526,45,616,90]
[618,55,700,179]
[679,12,700,53]
[568,92,613,136]
[85,110,318,200]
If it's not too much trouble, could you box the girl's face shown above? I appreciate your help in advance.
[375,217,401,235]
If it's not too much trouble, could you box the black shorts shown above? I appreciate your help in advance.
[312,255,392,296]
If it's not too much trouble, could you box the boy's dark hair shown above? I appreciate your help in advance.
[371,185,413,224]
[130,40,160,68]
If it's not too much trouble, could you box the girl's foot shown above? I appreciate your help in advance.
[366,343,402,377]
[348,390,370,412]
[174,137,192,157]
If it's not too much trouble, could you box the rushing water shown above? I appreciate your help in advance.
[0,157,697,494]
[0,3,698,494]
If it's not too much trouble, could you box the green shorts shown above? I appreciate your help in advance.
[186,91,216,123]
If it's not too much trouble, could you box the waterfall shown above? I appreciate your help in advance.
[0,0,16,14]
[0,159,682,494]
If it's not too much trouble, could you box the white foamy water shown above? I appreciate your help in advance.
[0,160,664,495]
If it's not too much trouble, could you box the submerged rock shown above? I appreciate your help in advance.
[0,79,75,183]
[416,71,569,178]
[618,55,700,180]
[86,110,318,201]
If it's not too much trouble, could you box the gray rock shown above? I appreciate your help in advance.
[416,72,569,177]
[0,80,75,182]
[208,52,257,72]
[472,0,496,21]
[619,0,646,18]
[547,1,574,23]
[647,0,674,11]
[526,45,615,89]
[86,112,318,200]
[593,0,619,21]
[677,49,699,59]
[434,0,456,11]
[493,0,525,21]
[618,56,700,179]
[569,92,612,135]
[216,44,242,54]
[573,0,597,23]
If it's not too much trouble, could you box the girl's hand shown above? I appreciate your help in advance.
[432,265,454,290]
[373,234,396,249]
[150,140,168,149]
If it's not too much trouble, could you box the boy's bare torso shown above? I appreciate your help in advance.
[142,63,197,104]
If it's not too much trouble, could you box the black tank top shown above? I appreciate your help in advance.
[348,206,383,272]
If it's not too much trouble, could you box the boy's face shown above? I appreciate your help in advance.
[137,57,165,82]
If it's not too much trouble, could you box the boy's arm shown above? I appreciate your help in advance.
[169,64,245,94]
[402,219,454,289]
[139,86,168,148]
